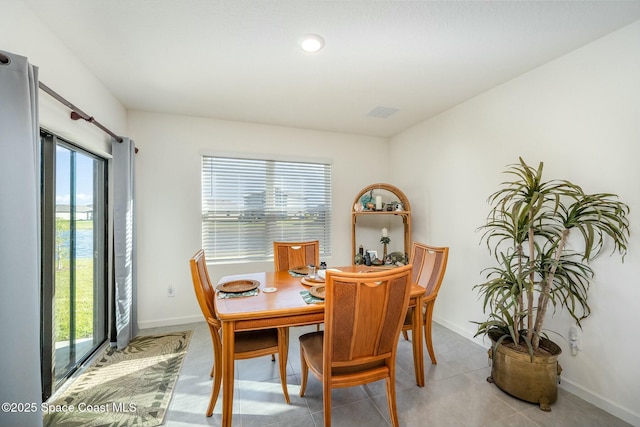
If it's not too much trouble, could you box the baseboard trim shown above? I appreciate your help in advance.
[138,315,203,330]
[433,315,489,348]
[559,378,639,426]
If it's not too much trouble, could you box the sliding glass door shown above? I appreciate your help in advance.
[41,131,107,400]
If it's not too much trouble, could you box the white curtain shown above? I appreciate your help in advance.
[112,137,138,349]
[0,50,43,426]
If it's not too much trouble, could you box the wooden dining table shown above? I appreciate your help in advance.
[214,265,425,427]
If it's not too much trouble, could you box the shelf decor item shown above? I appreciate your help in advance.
[474,158,630,411]
[380,227,390,259]
[359,189,375,210]
[375,195,383,211]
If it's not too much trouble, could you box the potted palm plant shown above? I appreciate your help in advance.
[474,158,630,411]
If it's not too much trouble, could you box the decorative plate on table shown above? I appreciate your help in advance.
[290,266,309,275]
[216,279,259,293]
[309,285,325,300]
[301,276,324,286]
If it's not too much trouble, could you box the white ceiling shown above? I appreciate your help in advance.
[23,0,640,138]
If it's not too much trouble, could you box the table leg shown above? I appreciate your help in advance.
[412,298,425,387]
[277,327,290,403]
[221,322,235,427]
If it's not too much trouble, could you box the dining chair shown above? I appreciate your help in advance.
[273,240,319,272]
[299,264,413,427]
[401,242,449,364]
[190,249,290,416]
[274,240,321,331]
[273,240,320,331]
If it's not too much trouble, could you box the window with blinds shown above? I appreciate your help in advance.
[202,155,332,263]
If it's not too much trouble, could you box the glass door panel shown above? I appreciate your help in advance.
[41,132,107,399]
[54,145,74,381]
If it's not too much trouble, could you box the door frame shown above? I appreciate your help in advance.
[40,130,109,401]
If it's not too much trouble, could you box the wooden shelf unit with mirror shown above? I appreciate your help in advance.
[351,183,412,265]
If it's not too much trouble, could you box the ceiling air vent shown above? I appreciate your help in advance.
[366,105,399,119]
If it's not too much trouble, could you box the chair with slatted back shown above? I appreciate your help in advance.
[190,250,290,416]
[274,240,321,332]
[401,243,449,364]
[299,264,413,427]
[273,240,319,272]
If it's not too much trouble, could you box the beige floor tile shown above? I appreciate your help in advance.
[158,322,631,427]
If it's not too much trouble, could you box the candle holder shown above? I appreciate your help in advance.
[380,236,390,259]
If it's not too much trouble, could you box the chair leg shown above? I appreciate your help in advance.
[207,366,222,417]
[424,302,437,364]
[277,327,290,403]
[385,375,400,427]
[402,307,412,340]
[271,354,276,361]
[207,328,223,417]
[323,377,332,427]
[299,346,308,397]
[208,326,218,377]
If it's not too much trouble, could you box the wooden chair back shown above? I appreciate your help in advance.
[325,264,412,367]
[273,240,319,271]
[190,249,220,329]
[410,242,449,299]
[402,242,449,365]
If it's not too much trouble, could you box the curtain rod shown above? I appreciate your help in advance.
[38,81,138,153]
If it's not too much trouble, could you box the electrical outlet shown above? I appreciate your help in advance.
[569,326,580,356]
[168,285,175,297]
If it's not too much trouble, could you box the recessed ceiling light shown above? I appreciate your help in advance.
[299,34,324,53]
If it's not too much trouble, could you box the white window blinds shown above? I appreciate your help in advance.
[202,155,332,263]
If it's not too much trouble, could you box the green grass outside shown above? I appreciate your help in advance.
[55,257,94,342]
[55,218,95,343]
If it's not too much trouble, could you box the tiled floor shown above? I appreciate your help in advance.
[144,322,630,427]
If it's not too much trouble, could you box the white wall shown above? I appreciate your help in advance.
[389,21,640,425]
[127,111,389,328]
[2,2,126,154]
